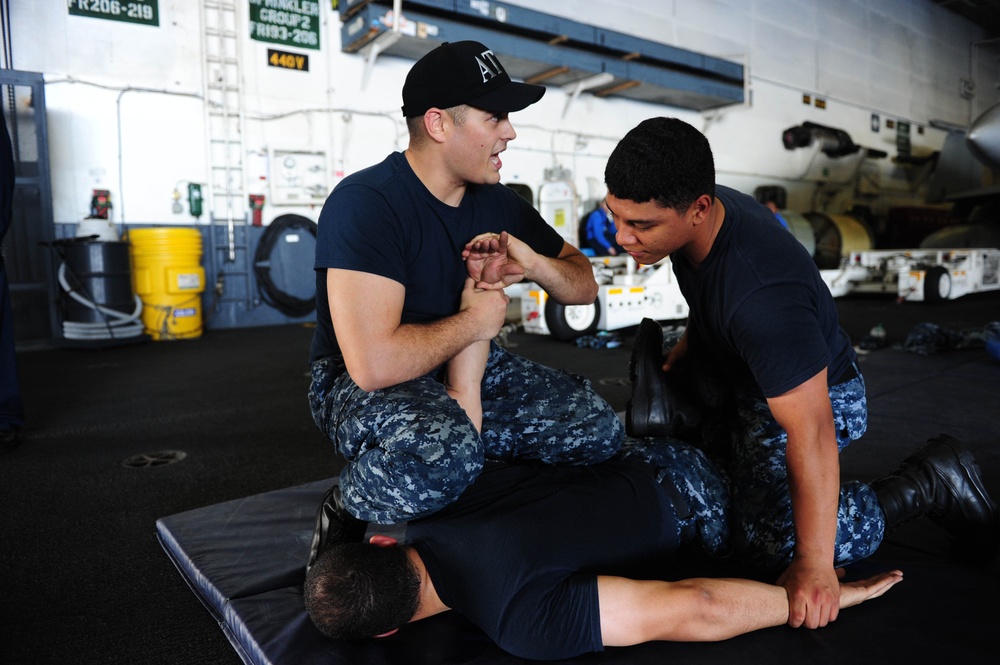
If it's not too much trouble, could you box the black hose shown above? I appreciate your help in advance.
[253,214,317,318]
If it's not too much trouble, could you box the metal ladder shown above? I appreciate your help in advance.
[200,0,253,310]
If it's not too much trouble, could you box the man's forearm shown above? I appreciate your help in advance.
[768,372,841,566]
[527,251,598,304]
[598,570,903,648]
[768,373,843,628]
[786,428,840,564]
[599,576,789,645]
[672,578,792,641]
[346,313,484,392]
[443,339,489,432]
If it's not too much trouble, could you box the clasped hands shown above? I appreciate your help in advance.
[452,231,523,345]
[462,231,531,290]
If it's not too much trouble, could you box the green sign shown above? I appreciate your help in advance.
[68,0,159,27]
[249,0,321,51]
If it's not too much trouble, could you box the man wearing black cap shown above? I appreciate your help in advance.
[307,41,622,528]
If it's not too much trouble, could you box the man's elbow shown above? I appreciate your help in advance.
[556,278,599,306]
[344,359,389,393]
[351,374,381,393]
[652,582,738,642]
[685,588,737,641]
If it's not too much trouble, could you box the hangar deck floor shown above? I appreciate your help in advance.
[2,291,999,664]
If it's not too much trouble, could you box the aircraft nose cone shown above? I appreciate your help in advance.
[967,103,1000,169]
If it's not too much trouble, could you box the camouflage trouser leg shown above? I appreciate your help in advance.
[308,354,482,524]
[307,342,622,524]
[619,436,732,558]
[479,342,623,464]
[730,369,885,572]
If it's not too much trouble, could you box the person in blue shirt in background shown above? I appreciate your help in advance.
[764,199,791,231]
[583,198,624,256]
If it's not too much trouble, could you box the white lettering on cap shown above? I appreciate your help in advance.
[475,49,504,83]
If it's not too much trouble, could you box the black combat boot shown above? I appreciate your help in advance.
[626,318,703,438]
[306,483,368,571]
[870,434,1000,565]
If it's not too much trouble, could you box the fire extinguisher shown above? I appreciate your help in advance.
[249,194,265,226]
[90,189,112,219]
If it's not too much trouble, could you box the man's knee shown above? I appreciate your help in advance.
[343,446,485,523]
[559,409,624,463]
[307,357,347,438]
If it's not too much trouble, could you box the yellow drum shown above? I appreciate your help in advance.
[128,228,205,340]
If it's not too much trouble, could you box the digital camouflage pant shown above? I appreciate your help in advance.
[623,370,884,570]
[619,436,732,558]
[309,341,624,524]
[730,370,885,572]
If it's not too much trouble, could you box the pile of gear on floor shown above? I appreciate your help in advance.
[858,321,1000,359]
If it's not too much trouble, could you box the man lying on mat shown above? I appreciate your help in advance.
[303,439,906,660]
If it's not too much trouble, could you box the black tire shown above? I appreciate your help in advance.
[923,265,951,302]
[544,298,600,341]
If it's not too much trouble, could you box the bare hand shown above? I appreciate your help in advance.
[463,231,528,290]
[459,277,510,341]
[837,568,903,609]
[777,558,841,629]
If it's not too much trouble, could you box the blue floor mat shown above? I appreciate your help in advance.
[157,478,1000,664]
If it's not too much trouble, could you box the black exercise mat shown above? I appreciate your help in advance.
[156,477,1000,664]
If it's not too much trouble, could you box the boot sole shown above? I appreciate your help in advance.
[627,318,666,437]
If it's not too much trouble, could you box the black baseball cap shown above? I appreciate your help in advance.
[401,40,545,118]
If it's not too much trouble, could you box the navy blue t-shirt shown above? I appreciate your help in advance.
[409,460,681,660]
[310,152,564,363]
[671,185,855,398]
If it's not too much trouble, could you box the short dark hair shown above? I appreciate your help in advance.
[304,542,421,641]
[605,117,716,211]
